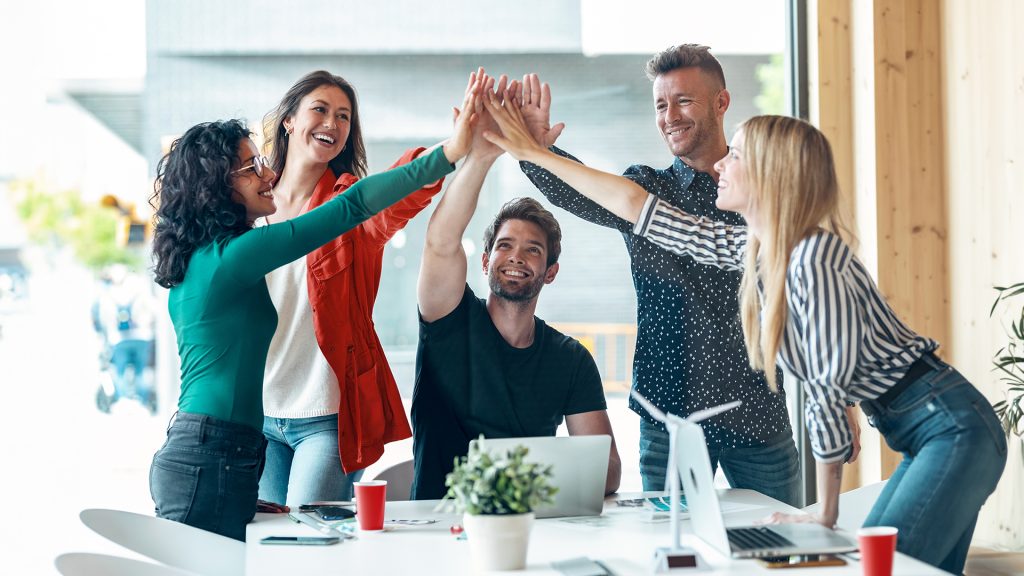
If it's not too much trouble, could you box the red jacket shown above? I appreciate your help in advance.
[306,147,443,472]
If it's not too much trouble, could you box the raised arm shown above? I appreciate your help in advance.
[482,88,649,224]
[418,70,505,322]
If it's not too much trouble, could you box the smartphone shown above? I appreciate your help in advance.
[260,536,340,546]
[756,554,846,569]
[314,506,356,521]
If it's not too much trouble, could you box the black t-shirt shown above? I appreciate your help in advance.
[410,285,607,499]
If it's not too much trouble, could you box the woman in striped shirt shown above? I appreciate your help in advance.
[482,94,1005,573]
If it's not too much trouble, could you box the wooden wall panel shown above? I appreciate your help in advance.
[943,0,1023,550]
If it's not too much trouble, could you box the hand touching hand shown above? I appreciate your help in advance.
[481,87,549,163]
[467,68,507,162]
[443,71,481,164]
[519,73,565,148]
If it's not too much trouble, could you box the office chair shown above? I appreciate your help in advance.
[55,552,196,576]
[373,459,414,501]
[80,509,243,576]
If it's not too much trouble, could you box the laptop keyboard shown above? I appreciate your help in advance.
[726,527,796,551]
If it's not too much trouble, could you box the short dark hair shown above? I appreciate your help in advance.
[644,44,726,89]
[150,120,252,288]
[262,70,367,180]
[482,197,562,267]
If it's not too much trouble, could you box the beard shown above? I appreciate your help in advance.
[488,271,545,303]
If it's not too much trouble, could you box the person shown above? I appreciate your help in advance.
[512,45,810,504]
[148,80,475,541]
[93,264,157,412]
[411,71,621,500]
[481,99,1006,573]
[254,70,447,508]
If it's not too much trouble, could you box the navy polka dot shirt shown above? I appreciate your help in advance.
[522,148,792,449]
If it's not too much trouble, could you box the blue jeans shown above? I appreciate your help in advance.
[639,419,801,507]
[149,412,266,542]
[861,355,1006,574]
[259,415,363,508]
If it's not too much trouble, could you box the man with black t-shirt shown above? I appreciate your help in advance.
[410,72,621,500]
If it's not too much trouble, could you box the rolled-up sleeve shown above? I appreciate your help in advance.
[792,239,864,463]
[633,197,747,271]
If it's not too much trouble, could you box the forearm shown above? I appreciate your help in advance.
[520,148,648,224]
[356,146,454,214]
[605,442,622,495]
[424,154,495,256]
[814,460,843,528]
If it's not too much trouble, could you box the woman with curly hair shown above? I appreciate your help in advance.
[482,96,1005,574]
[254,70,471,508]
[147,78,476,541]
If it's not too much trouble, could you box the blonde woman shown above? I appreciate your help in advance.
[482,98,1005,574]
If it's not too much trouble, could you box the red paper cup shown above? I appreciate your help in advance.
[858,526,898,576]
[354,480,387,531]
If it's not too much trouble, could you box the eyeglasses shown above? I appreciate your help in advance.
[232,155,271,178]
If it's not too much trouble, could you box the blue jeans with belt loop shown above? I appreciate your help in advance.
[861,354,1006,574]
[150,412,267,541]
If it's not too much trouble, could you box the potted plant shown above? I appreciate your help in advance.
[991,281,1024,449]
[438,436,557,571]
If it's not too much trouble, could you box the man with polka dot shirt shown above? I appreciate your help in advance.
[517,45,801,505]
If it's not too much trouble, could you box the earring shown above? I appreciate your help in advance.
[285,126,293,136]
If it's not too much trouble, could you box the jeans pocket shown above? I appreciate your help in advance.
[150,452,200,523]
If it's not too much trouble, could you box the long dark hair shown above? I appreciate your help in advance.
[149,120,252,288]
[262,70,367,180]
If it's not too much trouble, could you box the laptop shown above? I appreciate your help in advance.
[674,417,856,558]
[470,435,610,519]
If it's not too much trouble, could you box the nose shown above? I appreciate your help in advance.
[323,118,333,130]
[507,250,524,264]
[664,104,681,125]
[713,156,725,174]
[262,165,278,183]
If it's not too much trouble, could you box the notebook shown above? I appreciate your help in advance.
[469,435,611,519]
[674,417,856,558]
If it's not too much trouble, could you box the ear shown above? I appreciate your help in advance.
[481,251,490,274]
[543,262,559,285]
[716,88,731,118]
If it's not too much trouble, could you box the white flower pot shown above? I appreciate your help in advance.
[462,512,534,572]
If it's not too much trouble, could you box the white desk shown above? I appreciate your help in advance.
[245,490,945,575]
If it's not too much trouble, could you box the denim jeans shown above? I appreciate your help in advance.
[258,414,364,508]
[861,355,1006,574]
[150,412,266,542]
[639,419,801,507]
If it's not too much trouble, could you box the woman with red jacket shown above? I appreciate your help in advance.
[256,70,446,507]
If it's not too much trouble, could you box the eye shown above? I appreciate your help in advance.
[337,112,350,122]
[655,103,667,112]
[313,106,326,113]
[678,97,692,105]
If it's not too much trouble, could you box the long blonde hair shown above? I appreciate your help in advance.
[737,116,844,392]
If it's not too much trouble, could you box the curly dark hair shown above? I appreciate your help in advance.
[262,70,367,181]
[149,120,252,288]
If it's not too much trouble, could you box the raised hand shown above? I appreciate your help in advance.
[481,87,548,163]
[519,73,565,148]
[443,71,481,164]
[468,69,507,162]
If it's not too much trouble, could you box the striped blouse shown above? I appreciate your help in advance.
[634,196,937,462]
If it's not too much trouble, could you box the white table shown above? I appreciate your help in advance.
[245,490,945,575]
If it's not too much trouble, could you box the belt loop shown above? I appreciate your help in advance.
[166,411,179,434]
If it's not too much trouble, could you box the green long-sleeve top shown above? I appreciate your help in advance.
[168,146,454,430]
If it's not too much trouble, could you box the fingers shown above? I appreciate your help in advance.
[529,74,541,106]
[522,73,533,107]
[540,81,552,111]
[495,74,508,102]
[546,122,565,147]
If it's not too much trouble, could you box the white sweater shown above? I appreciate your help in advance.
[262,255,340,418]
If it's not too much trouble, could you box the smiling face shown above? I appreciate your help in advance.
[482,219,559,303]
[282,85,352,167]
[653,67,728,164]
[230,139,277,223]
[713,129,751,216]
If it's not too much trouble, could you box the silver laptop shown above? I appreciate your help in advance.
[674,417,855,558]
[470,435,610,519]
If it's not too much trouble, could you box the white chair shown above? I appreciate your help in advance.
[79,509,244,576]
[373,459,414,501]
[803,480,889,532]
[55,552,197,576]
